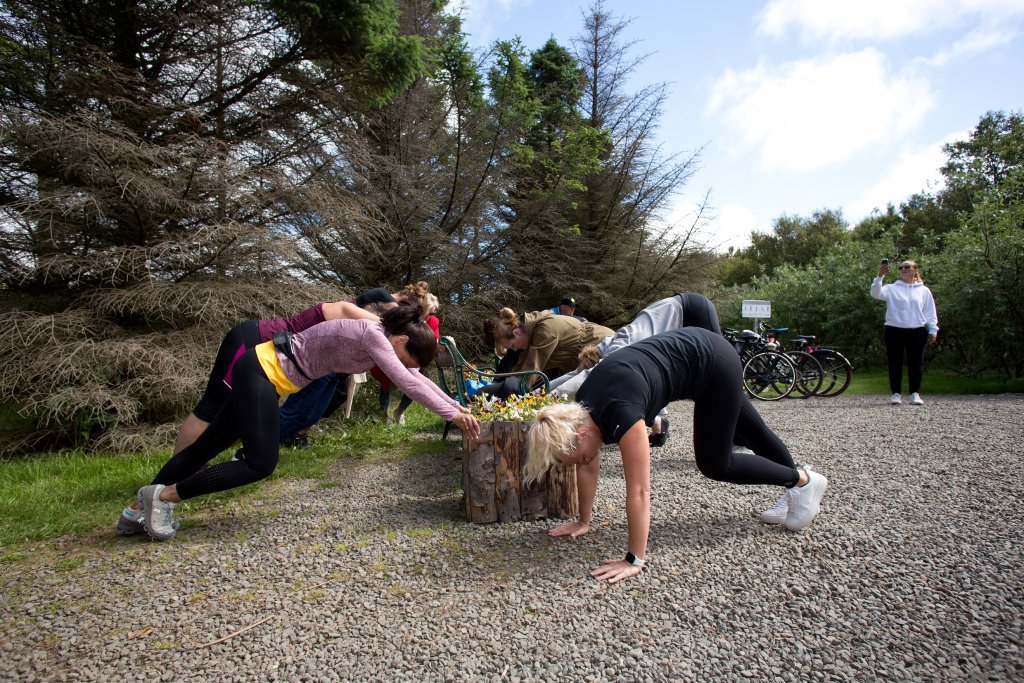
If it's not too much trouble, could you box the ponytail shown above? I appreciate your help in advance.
[396,281,430,311]
[491,307,522,344]
[381,303,436,367]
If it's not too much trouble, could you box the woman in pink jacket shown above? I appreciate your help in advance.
[119,305,480,540]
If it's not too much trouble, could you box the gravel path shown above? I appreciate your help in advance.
[2,394,1023,682]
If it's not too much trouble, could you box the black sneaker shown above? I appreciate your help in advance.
[648,418,670,447]
[281,433,309,448]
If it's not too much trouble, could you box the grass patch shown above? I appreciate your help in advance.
[846,367,1024,395]
[0,405,453,548]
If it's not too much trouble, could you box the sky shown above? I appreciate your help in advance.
[453,0,1024,251]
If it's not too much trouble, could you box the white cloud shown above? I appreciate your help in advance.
[706,49,934,173]
[928,27,1020,65]
[456,0,538,48]
[758,0,1024,43]
[847,130,970,220]
[707,203,765,251]
[656,196,762,252]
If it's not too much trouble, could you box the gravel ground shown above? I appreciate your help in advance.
[1,394,1023,682]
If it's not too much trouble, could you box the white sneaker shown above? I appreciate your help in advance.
[890,393,902,405]
[910,392,924,405]
[138,484,177,541]
[784,469,828,531]
[759,465,812,524]
[759,490,791,524]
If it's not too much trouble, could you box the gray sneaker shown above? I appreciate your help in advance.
[784,469,828,531]
[116,507,179,536]
[137,484,177,540]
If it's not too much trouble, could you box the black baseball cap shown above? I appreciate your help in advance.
[560,296,577,306]
[355,287,397,308]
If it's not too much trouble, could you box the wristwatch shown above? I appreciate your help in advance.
[625,551,646,567]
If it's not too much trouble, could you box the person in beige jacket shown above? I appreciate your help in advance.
[481,308,613,398]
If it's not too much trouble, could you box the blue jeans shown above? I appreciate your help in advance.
[279,374,341,443]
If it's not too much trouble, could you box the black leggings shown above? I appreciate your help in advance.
[884,325,928,394]
[692,335,800,487]
[153,349,280,500]
[192,320,263,422]
[678,292,722,335]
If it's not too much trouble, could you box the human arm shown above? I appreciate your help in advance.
[322,301,381,322]
[514,323,559,372]
[870,267,888,300]
[924,288,939,342]
[590,420,650,584]
[366,333,461,420]
[548,448,600,539]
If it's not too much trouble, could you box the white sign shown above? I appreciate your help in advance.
[742,300,771,319]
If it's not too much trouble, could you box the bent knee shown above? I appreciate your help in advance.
[694,454,732,482]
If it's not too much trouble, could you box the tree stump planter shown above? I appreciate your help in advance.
[462,421,578,524]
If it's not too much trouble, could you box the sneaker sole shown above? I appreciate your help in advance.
[116,517,146,536]
[116,516,180,536]
[759,513,786,525]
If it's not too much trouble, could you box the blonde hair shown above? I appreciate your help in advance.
[523,402,590,485]
[426,293,439,315]
[901,260,924,284]
[395,281,430,310]
[491,307,521,344]
[576,344,601,371]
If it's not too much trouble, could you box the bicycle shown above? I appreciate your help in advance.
[760,324,853,397]
[722,328,797,401]
[758,324,825,398]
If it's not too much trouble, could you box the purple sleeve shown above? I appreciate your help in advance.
[258,304,327,341]
[364,329,460,420]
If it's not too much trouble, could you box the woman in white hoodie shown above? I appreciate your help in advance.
[871,259,939,405]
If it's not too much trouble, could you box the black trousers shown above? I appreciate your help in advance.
[884,325,928,394]
[153,349,280,500]
[192,320,262,421]
[692,335,800,486]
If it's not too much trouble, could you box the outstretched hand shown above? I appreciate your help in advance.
[451,412,480,441]
[548,520,590,539]
[590,558,643,584]
[878,263,891,277]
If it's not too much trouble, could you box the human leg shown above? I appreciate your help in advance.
[170,351,282,501]
[392,393,414,424]
[548,368,592,397]
[477,377,520,399]
[318,374,350,420]
[680,292,721,334]
[883,325,906,395]
[691,339,800,486]
[278,374,339,443]
[175,320,261,454]
[906,326,929,394]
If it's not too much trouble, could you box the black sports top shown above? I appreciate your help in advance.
[575,327,718,444]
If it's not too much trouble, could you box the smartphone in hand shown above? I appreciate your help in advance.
[880,258,889,266]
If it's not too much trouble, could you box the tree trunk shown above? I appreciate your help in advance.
[463,421,578,523]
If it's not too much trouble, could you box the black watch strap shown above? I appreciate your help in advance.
[625,551,646,567]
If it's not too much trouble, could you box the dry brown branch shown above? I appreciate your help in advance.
[192,616,275,649]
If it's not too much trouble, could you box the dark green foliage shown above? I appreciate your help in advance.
[727,109,1024,377]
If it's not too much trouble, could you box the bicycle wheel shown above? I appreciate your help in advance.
[812,350,853,397]
[787,350,824,398]
[743,351,796,401]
